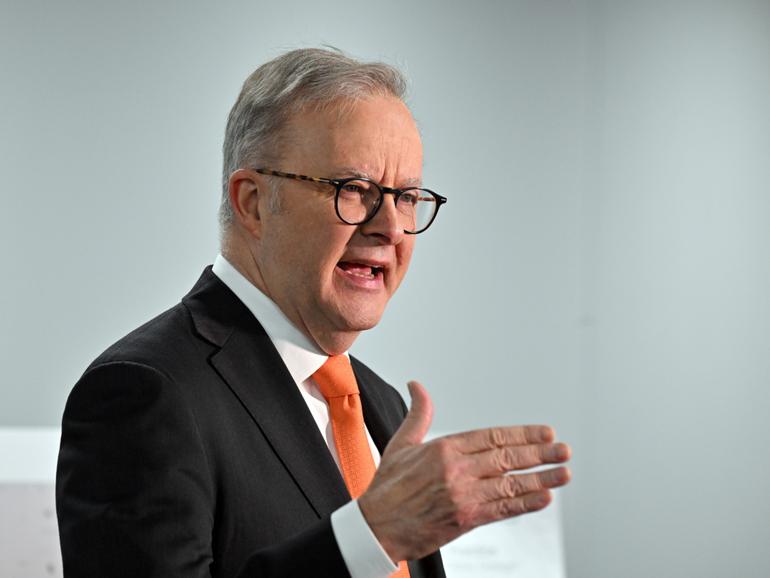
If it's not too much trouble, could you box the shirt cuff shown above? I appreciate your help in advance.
[330,499,398,578]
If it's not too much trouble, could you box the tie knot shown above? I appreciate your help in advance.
[312,355,359,399]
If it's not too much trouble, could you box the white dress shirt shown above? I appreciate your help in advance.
[212,254,398,578]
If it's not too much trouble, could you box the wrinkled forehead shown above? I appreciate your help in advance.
[277,96,423,180]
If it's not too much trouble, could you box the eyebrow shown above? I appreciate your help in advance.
[332,166,423,188]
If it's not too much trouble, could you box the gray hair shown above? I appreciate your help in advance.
[219,47,408,231]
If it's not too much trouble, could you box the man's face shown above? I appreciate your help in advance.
[254,95,423,352]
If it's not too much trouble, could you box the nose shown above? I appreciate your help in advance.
[358,193,405,245]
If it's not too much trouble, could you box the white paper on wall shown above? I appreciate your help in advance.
[429,429,567,578]
[0,428,62,578]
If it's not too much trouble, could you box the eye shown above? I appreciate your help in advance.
[398,190,420,206]
[338,179,374,200]
[341,183,365,194]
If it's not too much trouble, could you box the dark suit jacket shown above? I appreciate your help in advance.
[56,267,445,578]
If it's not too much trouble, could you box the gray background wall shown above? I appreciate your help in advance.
[2,1,768,577]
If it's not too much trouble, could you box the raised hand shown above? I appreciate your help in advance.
[358,381,571,562]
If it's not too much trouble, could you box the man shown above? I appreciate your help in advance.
[57,48,571,577]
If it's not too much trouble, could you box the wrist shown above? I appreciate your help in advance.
[358,493,402,563]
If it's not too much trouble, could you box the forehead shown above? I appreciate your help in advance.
[281,96,423,182]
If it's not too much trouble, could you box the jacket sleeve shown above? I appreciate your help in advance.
[56,361,350,578]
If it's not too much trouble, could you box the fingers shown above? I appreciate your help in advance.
[468,468,571,527]
[474,489,554,524]
[476,466,572,502]
[385,381,434,452]
[362,397,573,561]
[470,442,571,476]
[447,425,556,454]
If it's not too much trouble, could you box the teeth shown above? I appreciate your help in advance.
[338,261,383,279]
[350,269,374,278]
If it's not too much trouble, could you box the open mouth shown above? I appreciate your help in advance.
[336,261,385,280]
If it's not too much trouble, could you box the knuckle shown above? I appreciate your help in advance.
[526,473,545,492]
[432,438,454,462]
[439,458,464,484]
[505,475,525,496]
[501,476,519,498]
[430,440,467,484]
[488,428,506,448]
[496,498,525,519]
[493,448,517,471]
[522,446,538,467]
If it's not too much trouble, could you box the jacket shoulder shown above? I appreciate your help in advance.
[85,302,203,379]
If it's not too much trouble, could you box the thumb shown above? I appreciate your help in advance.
[386,380,434,453]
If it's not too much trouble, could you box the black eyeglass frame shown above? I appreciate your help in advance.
[253,168,447,234]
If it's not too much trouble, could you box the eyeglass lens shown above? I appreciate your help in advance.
[336,179,437,233]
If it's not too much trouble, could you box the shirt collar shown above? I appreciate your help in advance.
[211,254,334,384]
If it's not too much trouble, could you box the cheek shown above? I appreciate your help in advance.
[315,230,355,279]
[394,241,415,282]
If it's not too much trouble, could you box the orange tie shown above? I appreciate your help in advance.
[312,355,410,578]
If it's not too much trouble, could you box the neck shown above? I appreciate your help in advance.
[305,327,359,356]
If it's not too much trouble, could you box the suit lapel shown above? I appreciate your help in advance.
[353,358,405,456]
[184,267,445,578]
[184,268,350,519]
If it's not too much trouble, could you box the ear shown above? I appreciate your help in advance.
[228,169,264,239]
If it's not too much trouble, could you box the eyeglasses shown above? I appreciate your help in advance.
[254,168,447,234]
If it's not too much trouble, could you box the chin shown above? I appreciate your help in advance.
[333,303,386,333]
[318,282,385,324]
[339,313,382,333]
